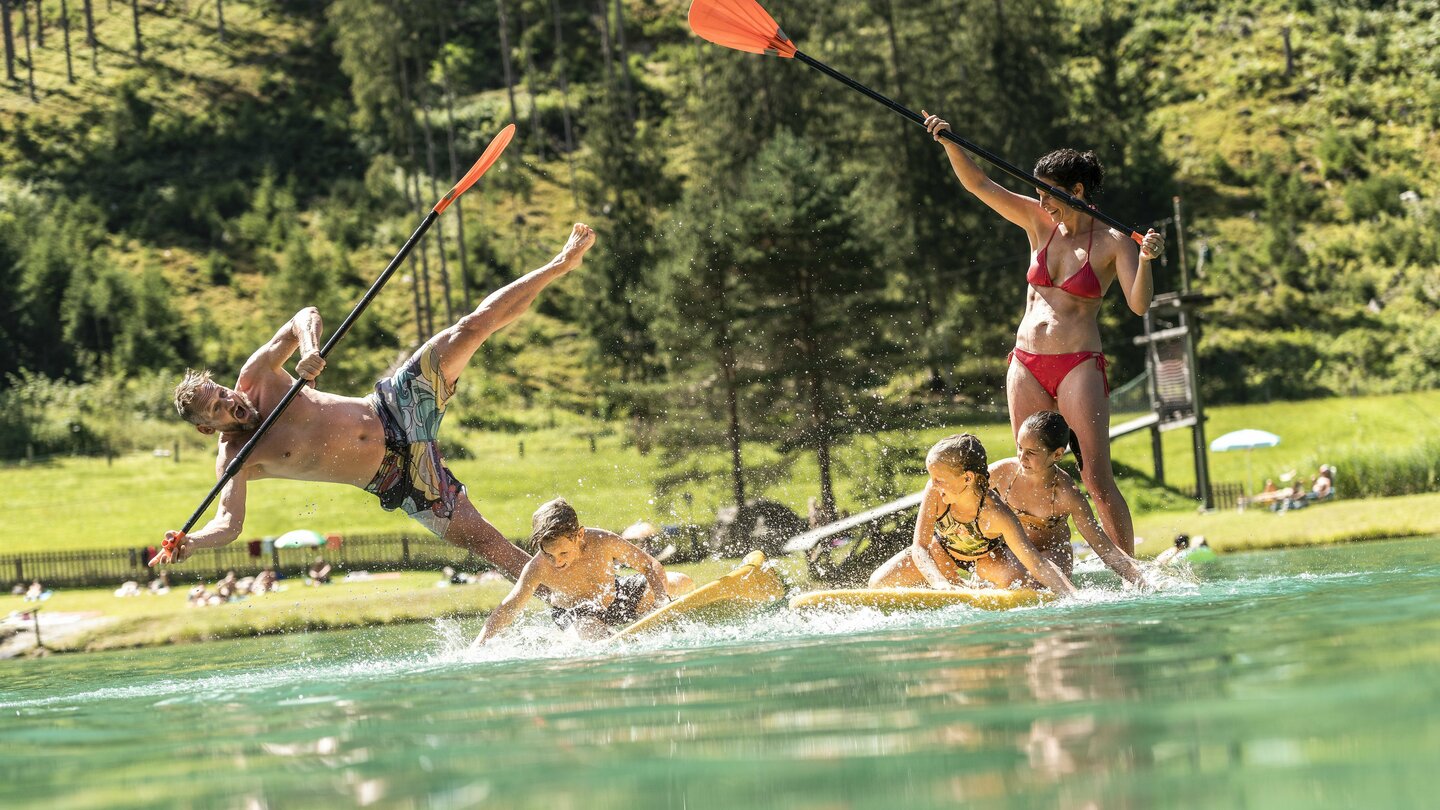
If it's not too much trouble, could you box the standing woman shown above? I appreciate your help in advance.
[920,111,1165,554]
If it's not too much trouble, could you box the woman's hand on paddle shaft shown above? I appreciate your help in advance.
[1139,229,1165,261]
[921,110,952,143]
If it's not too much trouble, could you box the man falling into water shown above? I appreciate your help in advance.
[153,224,597,577]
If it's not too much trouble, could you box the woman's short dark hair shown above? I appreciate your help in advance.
[1034,149,1105,200]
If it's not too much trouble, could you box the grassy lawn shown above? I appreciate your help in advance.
[3,389,1438,555]
[1133,492,1440,556]
[7,558,750,654]
[1107,389,1440,493]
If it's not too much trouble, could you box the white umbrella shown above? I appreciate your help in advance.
[1210,429,1281,499]
[273,529,325,549]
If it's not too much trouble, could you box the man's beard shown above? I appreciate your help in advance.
[233,390,263,432]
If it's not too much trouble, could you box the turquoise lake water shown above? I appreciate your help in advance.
[2,538,1438,809]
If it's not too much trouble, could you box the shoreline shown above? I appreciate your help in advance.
[5,521,1437,659]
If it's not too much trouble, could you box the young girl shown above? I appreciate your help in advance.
[869,434,1077,595]
[989,411,1148,588]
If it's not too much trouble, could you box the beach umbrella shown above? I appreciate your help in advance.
[1210,429,1280,498]
[273,529,325,549]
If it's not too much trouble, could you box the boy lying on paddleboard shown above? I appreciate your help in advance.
[471,498,693,645]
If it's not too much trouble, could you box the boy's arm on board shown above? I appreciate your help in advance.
[472,559,547,647]
[596,530,671,608]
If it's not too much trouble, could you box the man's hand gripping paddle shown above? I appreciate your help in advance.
[687,0,1149,244]
[153,124,517,567]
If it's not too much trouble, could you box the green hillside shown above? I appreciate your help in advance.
[3,0,1437,516]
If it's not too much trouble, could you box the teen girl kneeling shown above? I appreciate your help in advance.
[869,434,1077,596]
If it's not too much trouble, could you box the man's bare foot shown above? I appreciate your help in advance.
[554,223,596,273]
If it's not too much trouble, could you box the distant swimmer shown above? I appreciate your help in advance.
[920,111,1164,557]
[988,411,1153,589]
[471,498,694,645]
[1156,534,1216,566]
[153,224,598,578]
[868,434,1077,596]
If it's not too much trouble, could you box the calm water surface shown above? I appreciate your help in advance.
[2,538,1438,809]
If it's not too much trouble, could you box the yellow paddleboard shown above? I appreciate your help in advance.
[788,586,1053,612]
[614,551,786,638]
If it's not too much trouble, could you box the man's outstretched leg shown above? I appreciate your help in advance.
[445,493,530,579]
[430,223,595,387]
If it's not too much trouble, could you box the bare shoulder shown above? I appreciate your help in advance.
[989,457,1022,483]
[519,552,554,586]
[1102,226,1139,258]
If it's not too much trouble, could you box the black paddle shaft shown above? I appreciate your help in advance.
[792,50,1144,241]
[179,210,440,535]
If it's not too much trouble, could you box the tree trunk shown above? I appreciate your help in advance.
[20,0,34,101]
[60,0,72,83]
[611,0,635,122]
[418,68,455,325]
[548,0,578,205]
[399,57,435,337]
[3,0,17,83]
[129,0,142,63]
[592,0,614,87]
[495,0,519,125]
[81,0,96,74]
[722,340,746,506]
[32,0,39,48]
[437,17,472,309]
[216,0,226,44]
[517,6,545,157]
[798,266,835,522]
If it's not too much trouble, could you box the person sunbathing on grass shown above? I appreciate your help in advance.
[152,224,598,579]
[868,434,1077,596]
[471,498,694,645]
[987,411,1150,588]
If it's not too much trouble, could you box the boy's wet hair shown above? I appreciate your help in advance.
[1034,148,1105,199]
[926,433,990,489]
[530,497,581,552]
[1019,410,1084,471]
[173,368,214,424]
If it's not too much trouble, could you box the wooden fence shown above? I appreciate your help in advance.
[8,525,716,591]
[8,534,496,590]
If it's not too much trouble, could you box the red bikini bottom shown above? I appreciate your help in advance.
[1009,347,1109,399]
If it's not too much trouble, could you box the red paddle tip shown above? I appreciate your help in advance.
[688,0,796,58]
[434,123,517,214]
[1130,231,1145,245]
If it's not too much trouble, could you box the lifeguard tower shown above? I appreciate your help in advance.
[1112,290,1217,509]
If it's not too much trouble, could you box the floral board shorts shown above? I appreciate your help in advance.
[364,343,465,537]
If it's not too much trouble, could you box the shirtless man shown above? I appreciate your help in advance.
[153,224,597,577]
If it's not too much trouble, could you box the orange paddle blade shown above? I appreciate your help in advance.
[688,0,796,58]
[433,123,517,214]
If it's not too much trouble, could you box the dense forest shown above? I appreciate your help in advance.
[2,1,1437,504]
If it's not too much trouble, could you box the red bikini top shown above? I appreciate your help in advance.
[1027,225,1102,299]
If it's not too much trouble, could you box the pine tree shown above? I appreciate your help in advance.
[734,131,893,520]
